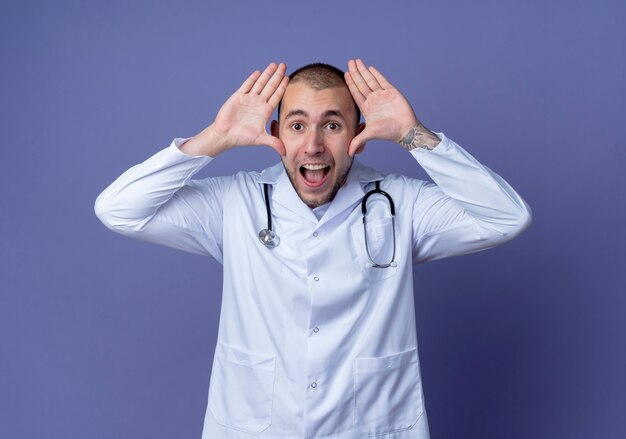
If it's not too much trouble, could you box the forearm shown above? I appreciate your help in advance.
[413,133,532,236]
[94,139,212,231]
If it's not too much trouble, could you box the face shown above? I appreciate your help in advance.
[271,82,364,208]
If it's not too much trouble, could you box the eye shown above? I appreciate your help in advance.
[326,122,340,130]
[291,122,304,131]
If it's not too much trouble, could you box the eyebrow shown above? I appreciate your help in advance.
[283,109,346,121]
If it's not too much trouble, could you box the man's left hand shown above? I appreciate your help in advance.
[345,59,440,155]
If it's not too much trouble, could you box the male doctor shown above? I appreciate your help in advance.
[95,59,532,438]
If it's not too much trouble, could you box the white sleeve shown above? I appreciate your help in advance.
[94,138,230,263]
[410,132,532,264]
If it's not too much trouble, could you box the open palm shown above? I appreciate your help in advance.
[345,59,419,155]
[212,63,288,155]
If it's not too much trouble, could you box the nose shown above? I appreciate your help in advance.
[304,129,325,155]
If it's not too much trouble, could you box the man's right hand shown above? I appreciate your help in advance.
[181,62,289,157]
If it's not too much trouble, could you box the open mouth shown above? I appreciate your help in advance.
[300,163,331,187]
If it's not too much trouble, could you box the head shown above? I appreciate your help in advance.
[271,63,365,208]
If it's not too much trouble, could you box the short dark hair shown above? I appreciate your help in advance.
[277,62,361,129]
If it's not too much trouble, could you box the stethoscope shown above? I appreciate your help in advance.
[258,181,397,268]
[258,183,280,248]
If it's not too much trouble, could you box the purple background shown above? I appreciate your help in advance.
[1,1,625,438]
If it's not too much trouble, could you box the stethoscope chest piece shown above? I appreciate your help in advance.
[259,228,279,248]
[259,183,280,248]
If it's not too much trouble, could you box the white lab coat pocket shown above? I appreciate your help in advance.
[351,218,398,283]
[353,347,424,435]
[208,341,276,434]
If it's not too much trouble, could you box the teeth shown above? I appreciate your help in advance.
[302,164,329,170]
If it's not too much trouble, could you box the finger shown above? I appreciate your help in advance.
[261,133,286,156]
[344,71,366,108]
[348,59,373,97]
[238,70,262,93]
[260,62,286,100]
[355,58,382,91]
[368,65,394,90]
[251,62,278,94]
[267,76,289,108]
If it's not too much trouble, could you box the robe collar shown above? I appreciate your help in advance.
[257,159,384,224]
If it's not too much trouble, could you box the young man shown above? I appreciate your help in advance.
[95,60,532,439]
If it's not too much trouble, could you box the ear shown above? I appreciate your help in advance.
[353,122,367,155]
[270,120,279,138]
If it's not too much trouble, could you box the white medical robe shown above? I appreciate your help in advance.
[94,132,532,438]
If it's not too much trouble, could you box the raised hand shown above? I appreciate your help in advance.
[182,62,289,157]
[344,59,438,156]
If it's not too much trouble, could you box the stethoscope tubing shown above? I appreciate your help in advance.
[258,181,397,268]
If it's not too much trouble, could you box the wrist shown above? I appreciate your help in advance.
[180,124,232,157]
[398,125,440,151]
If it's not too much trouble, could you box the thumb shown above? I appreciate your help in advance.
[349,131,369,157]
[261,133,286,157]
